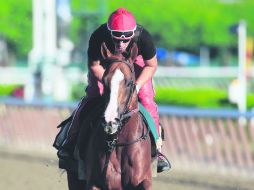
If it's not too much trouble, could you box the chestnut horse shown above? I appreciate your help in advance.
[81,43,152,190]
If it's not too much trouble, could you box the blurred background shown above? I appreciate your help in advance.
[0,0,254,189]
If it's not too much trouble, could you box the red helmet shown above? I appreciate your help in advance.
[107,8,136,32]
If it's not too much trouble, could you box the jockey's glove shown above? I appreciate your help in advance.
[135,84,140,93]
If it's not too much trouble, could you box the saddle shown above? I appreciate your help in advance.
[138,103,158,157]
[53,97,105,150]
[53,97,105,172]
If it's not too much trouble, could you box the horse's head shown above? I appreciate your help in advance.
[101,42,138,135]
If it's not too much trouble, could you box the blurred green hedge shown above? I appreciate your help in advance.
[155,87,254,109]
[1,84,253,110]
[70,84,254,109]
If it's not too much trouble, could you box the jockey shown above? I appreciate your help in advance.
[58,7,170,175]
[86,7,170,172]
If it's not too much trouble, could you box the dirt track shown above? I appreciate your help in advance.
[0,151,253,190]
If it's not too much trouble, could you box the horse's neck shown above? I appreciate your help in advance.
[120,96,143,141]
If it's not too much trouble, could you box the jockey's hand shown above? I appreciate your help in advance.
[135,84,140,94]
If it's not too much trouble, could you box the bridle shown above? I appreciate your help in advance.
[101,57,150,152]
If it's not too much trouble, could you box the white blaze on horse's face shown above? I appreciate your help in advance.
[104,69,124,134]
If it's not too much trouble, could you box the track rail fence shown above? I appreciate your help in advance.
[159,106,254,175]
[0,99,253,176]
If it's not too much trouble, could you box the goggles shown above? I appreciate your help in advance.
[108,25,136,40]
[111,30,135,39]
[112,38,130,44]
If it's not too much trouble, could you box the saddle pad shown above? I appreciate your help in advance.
[138,103,159,141]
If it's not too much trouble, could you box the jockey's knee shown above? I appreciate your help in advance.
[138,81,155,101]
[138,82,156,111]
[138,88,157,115]
[138,80,160,136]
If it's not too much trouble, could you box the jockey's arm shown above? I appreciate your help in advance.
[135,55,158,87]
[89,58,105,81]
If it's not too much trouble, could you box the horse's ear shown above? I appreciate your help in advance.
[101,42,112,59]
[129,43,138,63]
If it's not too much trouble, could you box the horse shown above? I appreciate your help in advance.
[79,43,153,190]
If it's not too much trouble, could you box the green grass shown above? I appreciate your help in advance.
[155,87,254,109]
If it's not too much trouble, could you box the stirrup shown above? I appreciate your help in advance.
[157,152,171,173]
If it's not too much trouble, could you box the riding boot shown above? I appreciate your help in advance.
[156,124,171,173]
[157,151,171,173]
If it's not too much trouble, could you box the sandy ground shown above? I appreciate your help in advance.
[0,150,254,190]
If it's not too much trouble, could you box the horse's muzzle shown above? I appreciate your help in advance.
[102,119,121,135]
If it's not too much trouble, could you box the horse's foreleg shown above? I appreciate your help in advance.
[136,167,152,190]
[136,180,152,190]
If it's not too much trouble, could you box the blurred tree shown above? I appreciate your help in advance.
[0,0,32,59]
[69,0,106,67]
[0,0,254,60]
[108,0,254,55]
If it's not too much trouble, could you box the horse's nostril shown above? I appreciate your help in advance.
[103,118,122,134]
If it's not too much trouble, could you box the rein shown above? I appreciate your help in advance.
[114,120,150,147]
